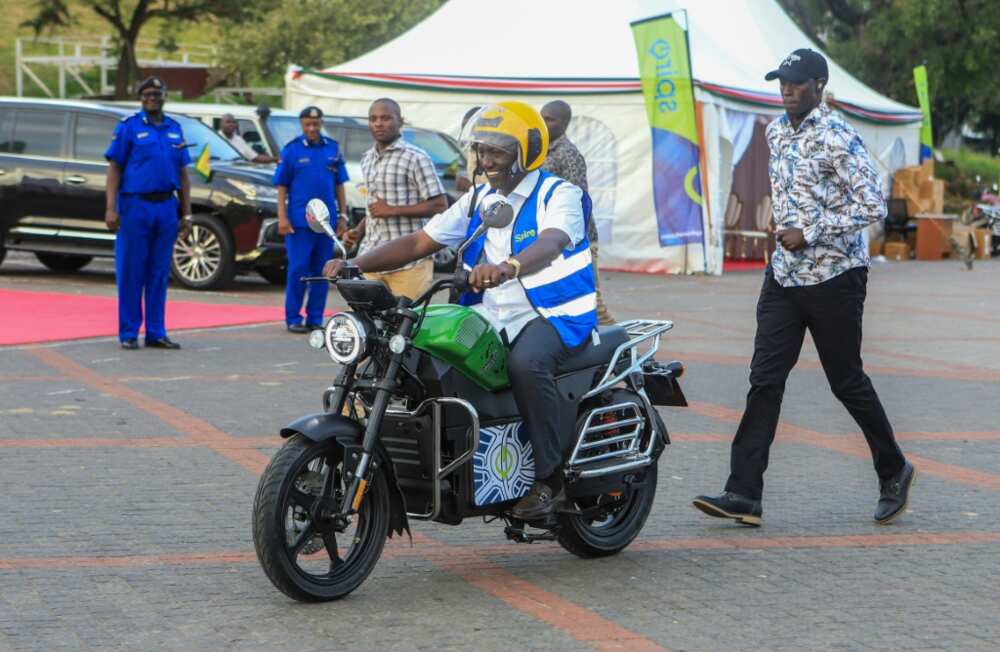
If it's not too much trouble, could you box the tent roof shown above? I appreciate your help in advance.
[302,0,921,124]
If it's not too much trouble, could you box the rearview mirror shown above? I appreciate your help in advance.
[480,195,514,229]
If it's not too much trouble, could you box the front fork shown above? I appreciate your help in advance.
[338,311,416,517]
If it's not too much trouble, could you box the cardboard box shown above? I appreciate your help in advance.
[884,241,911,261]
[919,179,945,213]
[952,224,994,259]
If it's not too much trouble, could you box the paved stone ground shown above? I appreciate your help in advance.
[1,251,999,651]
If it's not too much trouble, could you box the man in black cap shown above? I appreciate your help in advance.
[692,48,914,526]
[272,106,349,332]
[104,76,192,350]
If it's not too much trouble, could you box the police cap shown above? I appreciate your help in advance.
[136,76,167,95]
[299,106,323,119]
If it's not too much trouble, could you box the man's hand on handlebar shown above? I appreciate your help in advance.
[323,258,347,279]
[468,263,513,292]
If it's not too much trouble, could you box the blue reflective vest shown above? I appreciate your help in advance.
[459,171,597,348]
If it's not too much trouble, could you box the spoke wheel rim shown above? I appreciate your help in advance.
[173,224,222,283]
[281,450,371,585]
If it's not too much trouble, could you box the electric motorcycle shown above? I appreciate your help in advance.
[252,199,687,602]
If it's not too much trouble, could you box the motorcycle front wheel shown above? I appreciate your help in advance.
[557,461,658,558]
[253,434,390,602]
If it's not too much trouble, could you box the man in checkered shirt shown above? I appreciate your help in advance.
[343,98,448,298]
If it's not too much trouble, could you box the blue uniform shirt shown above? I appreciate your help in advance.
[104,111,191,194]
[273,134,349,229]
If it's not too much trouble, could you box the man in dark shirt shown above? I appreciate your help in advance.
[541,100,614,325]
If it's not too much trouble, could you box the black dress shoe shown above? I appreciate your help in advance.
[875,461,916,524]
[145,337,181,350]
[692,492,762,526]
[510,480,565,521]
[120,339,139,350]
[286,323,309,334]
[306,323,324,331]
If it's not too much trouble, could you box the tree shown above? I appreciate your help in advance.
[777,0,1000,147]
[22,1,274,98]
[219,0,445,85]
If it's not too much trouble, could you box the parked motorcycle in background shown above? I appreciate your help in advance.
[252,199,687,602]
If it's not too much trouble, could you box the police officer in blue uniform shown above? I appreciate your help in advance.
[104,76,192,350]
[273,106,349,333]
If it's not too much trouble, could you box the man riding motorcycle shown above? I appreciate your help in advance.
[323,101,597,520]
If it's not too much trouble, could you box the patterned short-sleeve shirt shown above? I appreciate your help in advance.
[543,135,597,242]
[767,103,886,287]
[359,138,446,271]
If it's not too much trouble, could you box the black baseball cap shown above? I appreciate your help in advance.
[136,76,167,95]
[765,48,829,83]
[299,106,324,119]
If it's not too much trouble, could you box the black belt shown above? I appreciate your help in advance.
[136,191,175,202]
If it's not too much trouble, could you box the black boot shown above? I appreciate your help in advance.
[874,461,915,524]
[692,492,762,527]
[510,473,565,521]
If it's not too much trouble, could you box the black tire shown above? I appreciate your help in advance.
[257,265,286,285]
[171,214,235,290]
[253,435,390,602]
[557,461,658,558]
[0,234,7,268]
[35,252,93,273]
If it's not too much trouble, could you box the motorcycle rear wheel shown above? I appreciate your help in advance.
[253,434,390,602]
[557,461,658,558]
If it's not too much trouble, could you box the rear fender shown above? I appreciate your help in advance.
[281,413,410,539]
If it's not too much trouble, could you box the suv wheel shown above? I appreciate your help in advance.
[433,246,457,273]
[35,253,93,273]
[257,265,286,285]
[172,214,236,290]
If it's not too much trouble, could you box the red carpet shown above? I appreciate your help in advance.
[1,289,285,345]
[723,259,767,272]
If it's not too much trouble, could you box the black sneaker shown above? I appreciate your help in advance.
[875,461,915,524]
[692,492,762,527]
[286,323,309,334]
[510,480,565,521]
[146,337,181,350]
[120,339,139,350]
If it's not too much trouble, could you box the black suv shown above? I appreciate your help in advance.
[0,98,284,289]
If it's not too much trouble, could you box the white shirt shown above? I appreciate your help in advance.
[220,131,259,161]
[423,170,585,340]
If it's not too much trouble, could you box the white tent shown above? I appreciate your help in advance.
[285,0,922,274]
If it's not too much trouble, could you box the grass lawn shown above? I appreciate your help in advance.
[1,2,221,98]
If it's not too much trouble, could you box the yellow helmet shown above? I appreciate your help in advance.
[460,101,549,172]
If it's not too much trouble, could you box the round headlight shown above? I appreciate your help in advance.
[324,312,367,364]
[308,328,326,349]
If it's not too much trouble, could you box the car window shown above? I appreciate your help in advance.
[74,113,117,162]
[0,108,12,152]
[166,112,242,163]
[237,119,261,143]
[267,116,305,151]
[324,124,347,149]
[402,129,464,170]
[11,109,66,158]
[344,128,371,162]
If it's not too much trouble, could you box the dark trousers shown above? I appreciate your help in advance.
[507,317,581,480]
[725,267,905,500]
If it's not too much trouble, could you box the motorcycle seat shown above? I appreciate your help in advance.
[556,325,630,374]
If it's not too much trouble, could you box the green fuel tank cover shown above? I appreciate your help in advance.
[411,304,510,391]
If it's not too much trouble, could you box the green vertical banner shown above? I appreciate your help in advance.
[631,12,704,247]
[913,65,933,161]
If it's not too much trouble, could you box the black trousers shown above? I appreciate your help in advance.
[725,267,906,500]
[507,317,581,480]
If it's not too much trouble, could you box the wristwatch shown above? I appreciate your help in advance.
[504,256,521,279]
[181,214,193,223]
